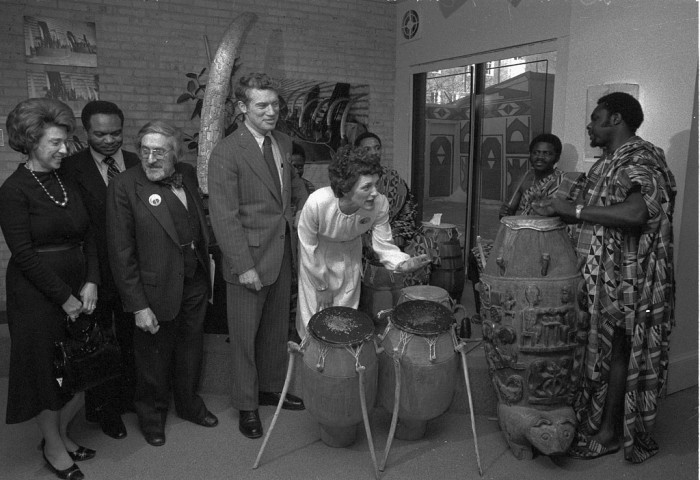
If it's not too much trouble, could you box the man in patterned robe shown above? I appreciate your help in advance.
[533,92,676,464]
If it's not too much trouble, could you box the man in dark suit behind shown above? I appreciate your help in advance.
[63,100,139,439]
[107,121,218,447]
[208,73,308,439]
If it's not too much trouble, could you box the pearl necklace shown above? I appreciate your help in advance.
[25,161,68,207]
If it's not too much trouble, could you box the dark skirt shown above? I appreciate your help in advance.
[5,247,85,424]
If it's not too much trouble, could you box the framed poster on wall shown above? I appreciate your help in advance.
[24,16,97,67]
[27,70,99,117]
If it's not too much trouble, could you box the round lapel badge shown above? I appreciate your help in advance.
[149,194,162,206]
[359,217,369,225]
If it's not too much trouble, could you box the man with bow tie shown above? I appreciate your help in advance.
[63,100,139,440]
[106,120,218,447]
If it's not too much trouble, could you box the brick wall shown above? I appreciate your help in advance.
[0,0,397,310]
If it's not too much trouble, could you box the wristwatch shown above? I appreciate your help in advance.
[575,204,584,219]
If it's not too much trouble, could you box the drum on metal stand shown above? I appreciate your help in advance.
[301,307,378,447]
[421,222,465,302]
[377,300,459,440]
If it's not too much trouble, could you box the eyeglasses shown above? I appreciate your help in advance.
[139,147,172,159]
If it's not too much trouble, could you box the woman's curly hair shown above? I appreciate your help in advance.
[6,98,75,155]
[328,145,383,198]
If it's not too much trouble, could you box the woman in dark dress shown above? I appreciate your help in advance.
[0,99,99,480]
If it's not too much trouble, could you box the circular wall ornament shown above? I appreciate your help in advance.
[402,10,419,40]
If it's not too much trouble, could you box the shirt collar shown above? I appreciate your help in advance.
[90,147,124,164]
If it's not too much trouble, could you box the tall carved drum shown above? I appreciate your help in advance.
[377,300,459,440]
[478,216,587,459]
[301,307,378,447]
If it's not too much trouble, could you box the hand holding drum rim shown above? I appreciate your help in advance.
[395,253,431,274]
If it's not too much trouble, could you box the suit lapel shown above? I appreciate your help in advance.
[237,128,282,205]
[134,169,179,247]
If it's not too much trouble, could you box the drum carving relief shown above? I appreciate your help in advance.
[478,216,587,460]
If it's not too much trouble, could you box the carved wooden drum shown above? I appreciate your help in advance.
[478,216,587,459]
[359,261,406,318]
[421,222,465,301]
[301,307,378,447]
[377,300,458,440]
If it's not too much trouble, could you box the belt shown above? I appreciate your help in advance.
[34,243,82,253]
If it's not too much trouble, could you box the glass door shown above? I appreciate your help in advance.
[415,51,556,248]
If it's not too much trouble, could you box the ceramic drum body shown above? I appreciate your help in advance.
[378,300,459,440]
[301,307,378,448]
[421,222,465,302]
[478,216,587,459]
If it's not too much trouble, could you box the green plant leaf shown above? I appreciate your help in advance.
[185,73,198,79]
[199,67,207,77]
[188,141,199,150]
[187,80,197,93]
[176,93,193,104]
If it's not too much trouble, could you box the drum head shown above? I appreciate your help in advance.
[391,300,455,335]
[308,307,374,346]
[422,221,457,230]
[401,285,449,303]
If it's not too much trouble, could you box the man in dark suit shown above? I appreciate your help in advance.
[208,73,308,439]
[63,100,139,439]
[107,120,218,447]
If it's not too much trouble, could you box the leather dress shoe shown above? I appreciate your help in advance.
[192,411,219,428]
[239,410,263,439]
[259,392,305,410]
[99,412,127,439]
[143,431,166,447]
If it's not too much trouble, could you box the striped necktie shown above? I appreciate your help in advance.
[104,156,120,183]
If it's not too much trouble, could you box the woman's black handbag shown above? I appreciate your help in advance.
[53,313,123,394]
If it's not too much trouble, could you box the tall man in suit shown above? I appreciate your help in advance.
[209,73,308,439]
[107,121,218,447]
[63,100,139,439]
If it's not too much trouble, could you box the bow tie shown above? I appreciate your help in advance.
[158,172,183,189]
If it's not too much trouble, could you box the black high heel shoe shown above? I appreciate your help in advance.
[42,449,84,480]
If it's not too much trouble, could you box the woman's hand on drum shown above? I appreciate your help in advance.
[316,289,334,313]
[62,295,83,321]
[395,254,432,274]
[79,282,98,315]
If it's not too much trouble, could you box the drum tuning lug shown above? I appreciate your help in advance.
[496,256,506,275]
[540,253,551,276]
